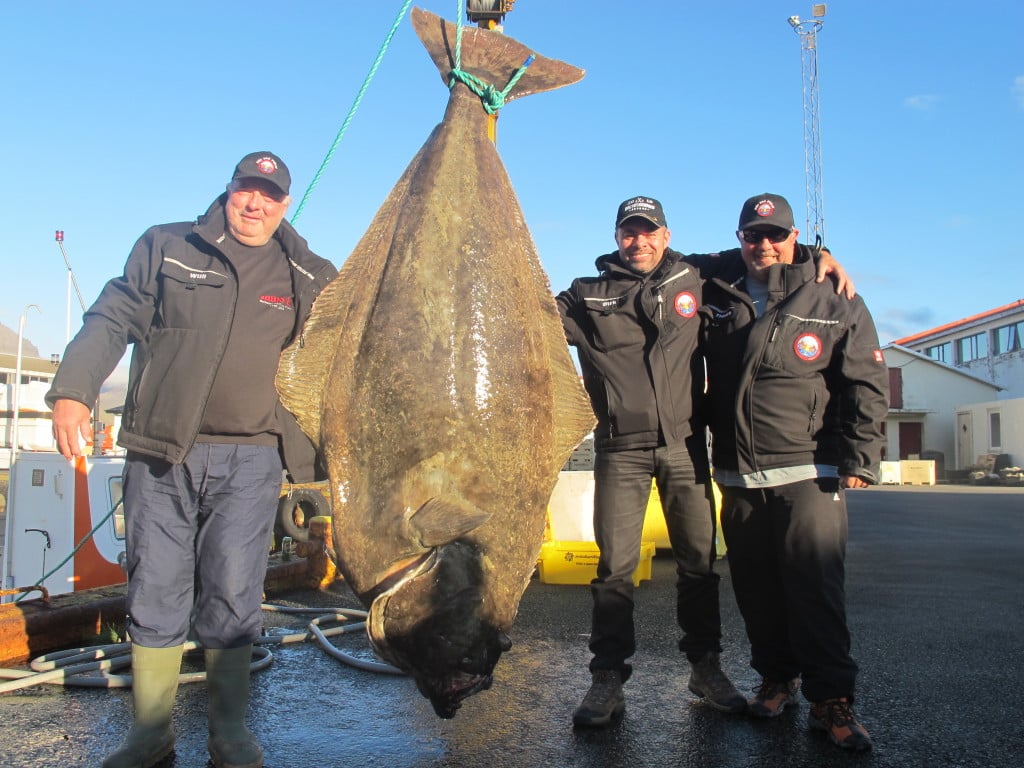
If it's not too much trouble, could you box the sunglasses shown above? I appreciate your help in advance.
[740,228,791,244]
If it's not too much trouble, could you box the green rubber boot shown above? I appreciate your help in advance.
[102,644,184,768]
[206,645,263,768]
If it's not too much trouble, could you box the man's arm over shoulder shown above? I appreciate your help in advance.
[681,248,743,281]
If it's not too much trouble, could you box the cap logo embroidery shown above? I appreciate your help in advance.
[255,157,278,175]
[674,291,697,318]
[794,333,822,361]
[624,198,656,214]
[755,199,776,218]
[873,349,885,364]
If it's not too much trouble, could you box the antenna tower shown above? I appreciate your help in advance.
[788,4,827,246]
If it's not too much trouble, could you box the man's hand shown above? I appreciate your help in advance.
[840,475,869,489]
[51,399,93,459]
[815,248,856,300]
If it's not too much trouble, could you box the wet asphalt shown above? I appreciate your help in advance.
[0,484,1021,768]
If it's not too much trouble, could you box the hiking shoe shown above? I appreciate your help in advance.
[748,678,800,718]
[808,698,873,751]
[572,670,625,727]
[687,652,747,713]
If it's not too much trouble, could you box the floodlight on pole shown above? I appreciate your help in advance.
[789,4,827,247]
[56,229,86,345]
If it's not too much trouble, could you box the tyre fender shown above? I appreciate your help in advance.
[276,487,330,544]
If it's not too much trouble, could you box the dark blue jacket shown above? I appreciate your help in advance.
[46,195,337,481]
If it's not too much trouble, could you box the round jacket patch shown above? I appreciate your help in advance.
[674,291,697,318]
[794,333,822,361]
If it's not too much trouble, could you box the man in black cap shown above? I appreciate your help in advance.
[48,151,337,768]
[699,192,886,751]
[557,195,853,728]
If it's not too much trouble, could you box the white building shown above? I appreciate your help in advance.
[893,299,1024,399]
[1,352,59,467]
[882,344,1001,475]
[954,397,1024,473]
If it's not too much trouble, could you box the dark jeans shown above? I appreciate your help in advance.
[589,436,722,681]
[720,478,858,702]
[122,443,282,649]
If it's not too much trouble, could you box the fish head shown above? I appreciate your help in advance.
[367,540,513,718]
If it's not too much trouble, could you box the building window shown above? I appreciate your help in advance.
[989,412,1001,450]
[956,332,988,364]
[0,372,7,384]
[888,367,904,409]
[925,342,951,363]
[993,321,1024,355]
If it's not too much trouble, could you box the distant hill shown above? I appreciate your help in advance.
[0,322,41,356]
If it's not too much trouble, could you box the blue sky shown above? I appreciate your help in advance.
[3,1,1022,371]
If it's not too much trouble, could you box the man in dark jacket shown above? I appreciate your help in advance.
[557,196,752,727]
[700,193,888,752]
[47,152,337,768]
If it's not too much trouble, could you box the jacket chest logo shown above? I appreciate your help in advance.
[260,294,294,311]
[673,291,697,318]
[794,333,823,361]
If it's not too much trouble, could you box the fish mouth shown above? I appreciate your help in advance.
[365,550,438,655]
[361,550,437,607]
[429,672,494,719]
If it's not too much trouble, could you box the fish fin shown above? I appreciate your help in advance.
[541,284,597,467]
[411,8,584,101]
[410,495,493,547]
[516,225,596,470]
[276,158,420,447]
[276,276,349,447]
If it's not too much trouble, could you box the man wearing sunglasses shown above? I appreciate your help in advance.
[699,193,888,751]
[558,195,853,728]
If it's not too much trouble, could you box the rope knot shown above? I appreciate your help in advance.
[449,68,508,114]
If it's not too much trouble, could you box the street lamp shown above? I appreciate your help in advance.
[11,304,41,465]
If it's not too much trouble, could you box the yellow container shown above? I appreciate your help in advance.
[537,541,655,586]
[644,481,727,558]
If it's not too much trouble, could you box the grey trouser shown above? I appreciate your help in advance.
[122,443,282,649]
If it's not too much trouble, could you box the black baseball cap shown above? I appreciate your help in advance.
[737,193,794,232]
[616,196,667,229]
[231,151,291,196]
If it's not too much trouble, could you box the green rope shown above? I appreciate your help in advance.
[448,1,534,114]
[291,0,415,225]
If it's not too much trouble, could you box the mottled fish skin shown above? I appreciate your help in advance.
[277,7,593,717]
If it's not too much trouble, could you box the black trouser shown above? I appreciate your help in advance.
[720,478,858,702]
[589,436,722,682]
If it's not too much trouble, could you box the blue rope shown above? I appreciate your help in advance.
[291,0,415,224]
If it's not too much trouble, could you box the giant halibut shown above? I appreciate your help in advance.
[276,8,594,717]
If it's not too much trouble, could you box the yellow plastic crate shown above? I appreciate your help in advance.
[537,540,654,586]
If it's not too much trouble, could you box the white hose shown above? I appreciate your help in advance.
[0,604,402,693]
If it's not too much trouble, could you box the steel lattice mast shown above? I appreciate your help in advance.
[788,5,827,247]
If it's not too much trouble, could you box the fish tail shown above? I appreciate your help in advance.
[411,8,584,102]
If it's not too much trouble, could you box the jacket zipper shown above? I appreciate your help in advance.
[745,313,782,472]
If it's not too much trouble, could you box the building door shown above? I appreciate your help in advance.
[956,412,974,469]
[898,422,922,459]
